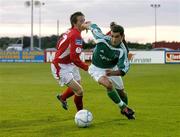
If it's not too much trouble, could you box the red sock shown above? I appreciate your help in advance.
[74,95,83,111]
[61,87,74,101]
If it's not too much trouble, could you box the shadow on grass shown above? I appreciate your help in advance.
[92,118,129,128]
[0,115,70,130]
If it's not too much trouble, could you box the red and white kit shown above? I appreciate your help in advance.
[51,27,88,86]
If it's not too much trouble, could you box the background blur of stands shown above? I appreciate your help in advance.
[0,49,180,64]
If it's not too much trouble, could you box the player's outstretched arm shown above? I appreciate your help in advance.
[81,22,110,40]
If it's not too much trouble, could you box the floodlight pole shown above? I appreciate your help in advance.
[57,19,60,37]
[150,4,160,47]
[25,0,45,50]
[38,3,41,49]
[38,2,45,49]
[31,0,34,51]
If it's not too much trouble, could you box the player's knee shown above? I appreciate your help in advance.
[76,86,83,96]
[106,82,113,90]
[98,76,113,90]
[103,78,113,90]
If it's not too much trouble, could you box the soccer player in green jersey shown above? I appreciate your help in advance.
[82,22,135,119]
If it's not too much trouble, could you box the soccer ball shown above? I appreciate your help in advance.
[74,109,93,128]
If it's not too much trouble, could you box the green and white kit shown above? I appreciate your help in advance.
[88,24,130,89]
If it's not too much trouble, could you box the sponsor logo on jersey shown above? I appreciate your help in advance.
[99,55,112,61]
[75,39,83,45]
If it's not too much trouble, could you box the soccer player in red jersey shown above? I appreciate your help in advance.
[51,12,88,111]
[106,22,117,35]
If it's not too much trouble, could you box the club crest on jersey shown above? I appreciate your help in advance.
[76,47,82,53]
[75,39,83,45]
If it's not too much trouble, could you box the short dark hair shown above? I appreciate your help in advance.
[111,25,124,36]
[110,22,116,28]
[111,25,129,53]
[70,11,84,28]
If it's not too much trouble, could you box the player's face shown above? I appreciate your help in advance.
[76,16,85,31]
[111,32,123,47]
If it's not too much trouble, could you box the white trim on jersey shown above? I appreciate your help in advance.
[59,45,70,59]
[57,34,68,49]
[119,42,129,73]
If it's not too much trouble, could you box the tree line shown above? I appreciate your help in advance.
[0,35,152,50]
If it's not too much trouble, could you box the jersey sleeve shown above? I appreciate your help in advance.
[69,33,88,71]
[106,30,111,36]
[88,24,111,41]
[117,50,130,75]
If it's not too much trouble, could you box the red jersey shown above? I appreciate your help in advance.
[52,27,88,71]
[106,30,111,36]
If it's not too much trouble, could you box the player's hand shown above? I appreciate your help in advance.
[81,21,91,30]
[106,69,122,76]
[105,69,113,76]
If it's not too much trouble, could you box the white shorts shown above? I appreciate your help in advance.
[88,64,124,90]
[51,63,81,86]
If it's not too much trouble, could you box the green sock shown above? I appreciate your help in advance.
[121,93,128,105]
[107,89,126,109]
[116,90,128,105]
[107,89,120,104]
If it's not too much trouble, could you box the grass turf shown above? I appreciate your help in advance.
[0,63,180,137]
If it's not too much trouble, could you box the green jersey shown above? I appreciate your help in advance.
[89,24,130,74]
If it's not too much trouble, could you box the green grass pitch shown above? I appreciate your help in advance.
[0,63,180,137]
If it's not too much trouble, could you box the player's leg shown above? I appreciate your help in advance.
[57,78,83,111]
[88,64,135,119]
[109,76,128,105]
[72,67,83,111]
[55,63,83,111]
[67,79,83,111]
[98,76,126,110]
[116,89,128,105]
[89,64,125,108]
[58,88,74,102]
[51,63,70,110]
[56,87,74,110]
[110,76,135,119]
